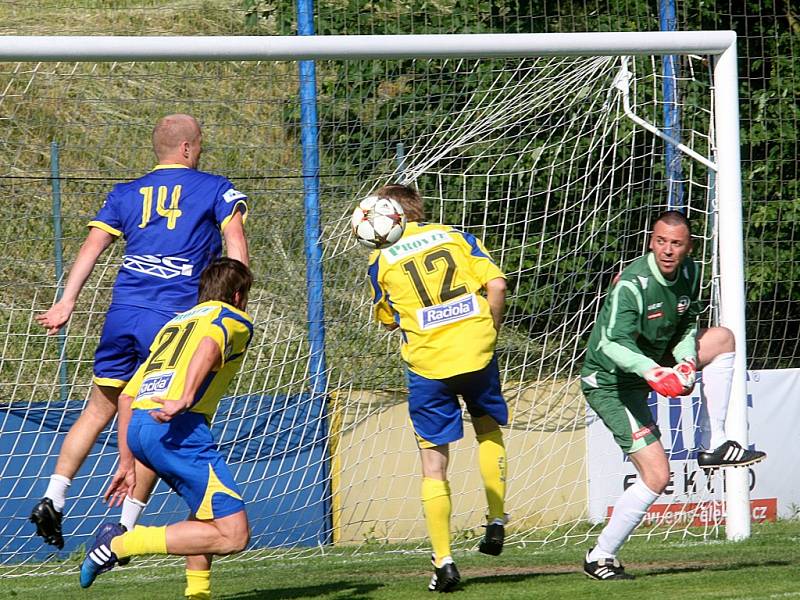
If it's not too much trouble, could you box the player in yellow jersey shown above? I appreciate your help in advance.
[79,258,253,600]
[366,184,508,592]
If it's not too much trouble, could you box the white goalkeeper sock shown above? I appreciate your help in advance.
[590,479,660,560]
[701,351,735,450]
[44,474,71,512]
[120,495,147,531]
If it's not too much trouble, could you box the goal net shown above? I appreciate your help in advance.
[0,34,747,575]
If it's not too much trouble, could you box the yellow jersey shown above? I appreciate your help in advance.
[124,300,253,422]
[368,222,505,379]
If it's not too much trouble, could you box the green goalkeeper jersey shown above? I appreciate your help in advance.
[581,253,701,390]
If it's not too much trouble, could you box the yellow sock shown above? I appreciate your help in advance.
[185,569,211,600]
[477,428,507,521]
[110,525,168,558]
[421,477,451,567]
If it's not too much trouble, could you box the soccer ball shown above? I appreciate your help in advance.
[350,195,406,249]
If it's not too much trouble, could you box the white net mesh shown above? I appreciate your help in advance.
[0,51,729,576]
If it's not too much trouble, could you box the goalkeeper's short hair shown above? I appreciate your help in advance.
[652,209,692,235]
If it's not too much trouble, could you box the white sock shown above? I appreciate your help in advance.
[44,474,71,512]
[701,351,735,450]
[120,495,147,531]
[590,479,660,560]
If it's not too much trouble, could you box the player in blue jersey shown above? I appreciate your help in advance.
[366,184,508,593]
[79,258,253,600]
[30,114,250,551]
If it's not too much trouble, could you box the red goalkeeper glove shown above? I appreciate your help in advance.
[644,366,685,397]
[674,357,697,393]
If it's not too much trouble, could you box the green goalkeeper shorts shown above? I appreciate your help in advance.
[583,385,661,454]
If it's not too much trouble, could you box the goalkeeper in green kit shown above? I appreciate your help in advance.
[580,210,765,580]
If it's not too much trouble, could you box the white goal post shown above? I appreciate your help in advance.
[0,30,752,572]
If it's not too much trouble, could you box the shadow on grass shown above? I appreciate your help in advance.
[461,570,576,587]
[643,559,793,577]
[454,558,795,589]
[221,580,382,599]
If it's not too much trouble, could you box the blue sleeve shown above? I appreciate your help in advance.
[367,255,394,325]
[214,177,248,230]
[367,257,383,305]
[88,187,123,237]
[452,228,505,284]
[211,306,254,364]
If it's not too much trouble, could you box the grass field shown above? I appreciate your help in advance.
[4,520,799,599]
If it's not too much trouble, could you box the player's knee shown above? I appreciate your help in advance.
[84,388,120,422]
[237,527,251,552]
[75,404,116,430]
[717,326,735,353]
[222,532,248,554]
[644,466,670,494]
[423,466,448,481]
[701,326,735,358]
[227,529,249,554]
[650,474,669,495]
[216,516,249,554]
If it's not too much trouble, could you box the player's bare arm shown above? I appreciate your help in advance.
[485,277,506,332]
[149,336,223,423]
[36,227,115,335]
[223,211,249,266]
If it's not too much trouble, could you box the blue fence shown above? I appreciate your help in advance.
[0,393,331,563]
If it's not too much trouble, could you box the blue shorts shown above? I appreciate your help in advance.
[406,355,508,448]
[128,410,245,520]
[94,305,175,387]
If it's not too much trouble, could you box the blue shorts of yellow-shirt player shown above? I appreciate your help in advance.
[128,410,245,520]
[93,305,177,388]
[406,354,508,448]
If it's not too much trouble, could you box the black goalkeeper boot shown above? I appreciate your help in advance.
[697,440,766,470]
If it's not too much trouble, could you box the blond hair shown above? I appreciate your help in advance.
[152,114,201,161]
